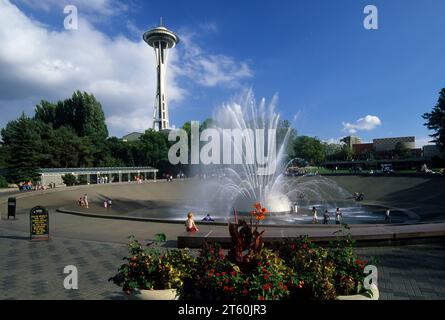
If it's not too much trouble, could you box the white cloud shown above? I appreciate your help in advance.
[14,0,128,16]
[323,138,341,145]
[342,115,382,134]
[179,32,253,87]
[416,137,435,148]
[0,1,252,136]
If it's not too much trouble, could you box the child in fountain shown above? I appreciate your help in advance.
[186,212,199,232]
[323,210,330,224]
[335,208,342,225]
[312,207,318,224]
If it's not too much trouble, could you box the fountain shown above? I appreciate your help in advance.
[182,89,411,225]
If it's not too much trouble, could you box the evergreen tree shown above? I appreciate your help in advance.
[1,114,40,182]
[423,88,445,151]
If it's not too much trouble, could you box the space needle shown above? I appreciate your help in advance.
[143,19,179,131]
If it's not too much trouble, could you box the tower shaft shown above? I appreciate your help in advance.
[153,41,169,131]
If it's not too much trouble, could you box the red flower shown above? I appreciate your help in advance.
[216,273,221,277]
[302,243,308,250]
[207,272,214,277]
[257,262,262,266]
[262,284,271,291]
[261,267,267,273]
[219,248,225,259]
[221,272,227,276]
[230,271,236,276]
[225,278,230,284]
[266,262,270,267]
[258,295,265,300]
[223,286,230,292]
[264,274,269,280]
[290,244,296,250]
[256,214,265,221]
[242,288,249,295]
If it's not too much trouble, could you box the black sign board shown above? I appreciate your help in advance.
[30,206,50,241]
[8,197,16,219]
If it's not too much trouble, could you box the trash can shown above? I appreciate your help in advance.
[8,197,16,219]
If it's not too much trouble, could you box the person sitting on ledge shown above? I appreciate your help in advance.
[202,214,214,222]
[185,212,199,232]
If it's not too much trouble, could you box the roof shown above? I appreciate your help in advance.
[39,166,158,175]
[122,132,143,141]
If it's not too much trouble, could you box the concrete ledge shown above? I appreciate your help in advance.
[177,223,445,248]
[337,284,379,300]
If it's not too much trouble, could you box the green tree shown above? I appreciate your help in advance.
[35,91,108,142]
[105,137,136,167]
[1,114,40,182]
[0,144,7,168]
[393,142,411,159]
[423,88,445,151]
[277,120,297,158]
[138,129,169,167]
[292,136,326,165]
[35,91,109,166]
[62,174,78,186]
[0,175,8,188]
[34,100,57,125]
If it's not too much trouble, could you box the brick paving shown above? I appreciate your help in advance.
[1,224,444,300]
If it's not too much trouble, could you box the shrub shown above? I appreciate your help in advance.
[109,236,197,294]
[281,237,336,300]
[195,243,291,300]
[62,174,77,186]
[328,232,368,295]
[0,175,8,188]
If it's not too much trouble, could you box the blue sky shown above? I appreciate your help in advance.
[1,0,444,147]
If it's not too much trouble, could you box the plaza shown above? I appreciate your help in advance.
[1,0,445,303]
[1,175,445,300]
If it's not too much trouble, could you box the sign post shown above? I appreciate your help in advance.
[7,197,16,220]
[30,206,50,241]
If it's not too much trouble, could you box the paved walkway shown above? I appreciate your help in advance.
[1,211,444,300]
[1,181,444,300]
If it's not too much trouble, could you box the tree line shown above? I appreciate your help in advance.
[1,88,444,184]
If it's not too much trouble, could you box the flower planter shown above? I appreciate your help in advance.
[130,289,179,300]
[336,284,379,300]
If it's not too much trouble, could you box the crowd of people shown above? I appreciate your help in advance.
[311,207,343,225]
[77,194,89,208]
[18,181,55,191]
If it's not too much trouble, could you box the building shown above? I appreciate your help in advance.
[40,166,158,187]
[122,132,143,142]
[352,143,374,156]
[143,20,179,131]
[341,136,361,149]
[373,136,415,152]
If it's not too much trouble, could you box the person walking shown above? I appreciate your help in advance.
[312,206,318,224]
[385,208,391,223]
[323,210,330,225]
[83,194,89,208]
[335,208,342,225]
